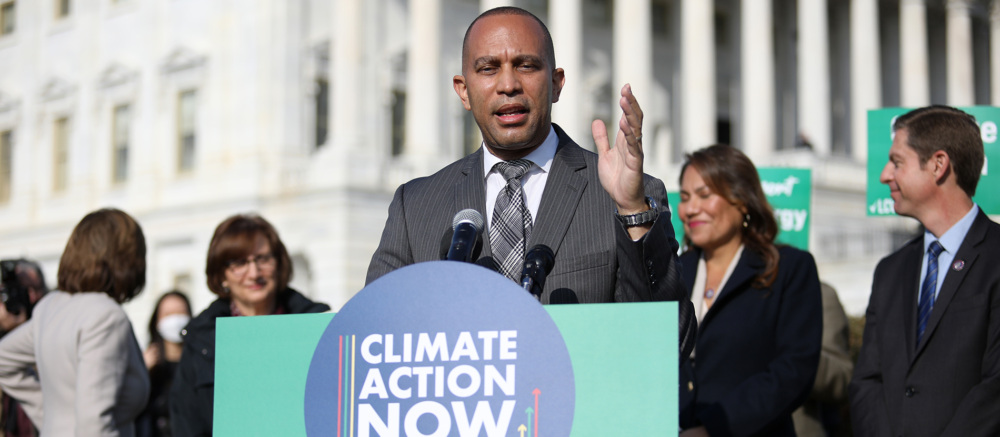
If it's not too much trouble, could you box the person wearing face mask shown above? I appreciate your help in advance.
[676,145,822,437]
[137,291,191,437]
[169,214,330,436]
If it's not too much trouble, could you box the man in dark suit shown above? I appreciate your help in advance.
[850,105,1000,436]
[366,7,694,352]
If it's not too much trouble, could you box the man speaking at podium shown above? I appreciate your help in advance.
[366,6,694,350]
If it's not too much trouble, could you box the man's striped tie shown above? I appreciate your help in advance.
[490,159,534,281]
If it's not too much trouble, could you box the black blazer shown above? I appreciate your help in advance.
[849,210,1000,437]
[680,245,822,437]
[169,289,330,437]
[366,124,696,352]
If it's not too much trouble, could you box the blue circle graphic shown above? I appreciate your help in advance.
[305,261,575,436]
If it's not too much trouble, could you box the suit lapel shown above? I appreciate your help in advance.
[891,238,924,360]
[526,127,588,257]
[455,148,491,258]
[914,210,989,357]
[894,241,922,360]
[681,251,699,299]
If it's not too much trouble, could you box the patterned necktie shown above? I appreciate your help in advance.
[490,159,534,281]
[917,241,944,346]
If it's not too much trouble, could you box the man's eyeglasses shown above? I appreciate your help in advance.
[227,254,276,276]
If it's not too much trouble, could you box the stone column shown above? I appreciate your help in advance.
[481,0,516,11]
[900,0,930,106]
[946,0,975,106]
[550,0,586,143]
[797,0,831,156]
[741,0,776,162]
[679,0,716,151]
[851,0,882,162]
[614,0,657,156]
[405,0,442,161]
[332,0,364,149]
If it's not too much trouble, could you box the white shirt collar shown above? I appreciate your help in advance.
[924,203,979,255]
[482,126,558,177]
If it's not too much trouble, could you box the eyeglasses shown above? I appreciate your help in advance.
[226,254,276,276]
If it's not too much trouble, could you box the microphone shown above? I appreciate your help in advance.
[445,209,484,263]
[520,244,555,299]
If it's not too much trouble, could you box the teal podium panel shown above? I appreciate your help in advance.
[215,261,678,436]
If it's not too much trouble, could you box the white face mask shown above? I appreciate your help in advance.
[157,314,191,344]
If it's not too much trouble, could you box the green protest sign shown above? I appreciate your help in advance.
[867,106,1000,216]
[666,168,812,251]
[666,191,684,249]
[759,168,812,251]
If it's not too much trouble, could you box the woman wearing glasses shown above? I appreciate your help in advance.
[169,214,329,436]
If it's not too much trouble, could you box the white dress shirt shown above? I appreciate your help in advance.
[482,126,559,229]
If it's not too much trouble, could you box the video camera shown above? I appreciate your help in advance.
[1,259,34,318]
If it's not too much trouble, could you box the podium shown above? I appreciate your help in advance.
[214,262,678,436]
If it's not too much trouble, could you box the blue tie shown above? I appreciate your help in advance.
[917,241,944,346]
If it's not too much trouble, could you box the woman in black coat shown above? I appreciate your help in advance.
[677,145,822,437]
[169,215,330,436]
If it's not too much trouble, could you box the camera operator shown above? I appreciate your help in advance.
[0,259,48,437]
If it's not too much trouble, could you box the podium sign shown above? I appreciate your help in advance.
[214,262,679,436]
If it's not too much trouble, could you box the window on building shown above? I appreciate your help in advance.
[315,78,328,148]
[391,89,405,156]
[651,0,669,36]
[1,1,15,36]
[55,0,69,18]
[178,90,196,172]
[0,130,11,202]
[112,104,129,183]
[53,117,69,192]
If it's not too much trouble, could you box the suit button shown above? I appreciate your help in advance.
[687,381,694,392]
[646,260,654,269]
[905,386,916,397]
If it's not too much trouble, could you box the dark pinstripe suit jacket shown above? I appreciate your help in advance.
[366,125,695,348]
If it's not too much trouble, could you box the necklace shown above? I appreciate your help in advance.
[704,288,716,299]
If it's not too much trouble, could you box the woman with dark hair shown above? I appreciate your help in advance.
[137,291,191,437]
[677,145,822,437]
[170,214,329,436]
[0,208,150,436]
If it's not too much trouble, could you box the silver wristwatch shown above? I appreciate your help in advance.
[615,197,659,227]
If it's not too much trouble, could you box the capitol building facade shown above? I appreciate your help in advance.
[0,0,996,343]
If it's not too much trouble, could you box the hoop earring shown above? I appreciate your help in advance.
[743,213,750,228]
